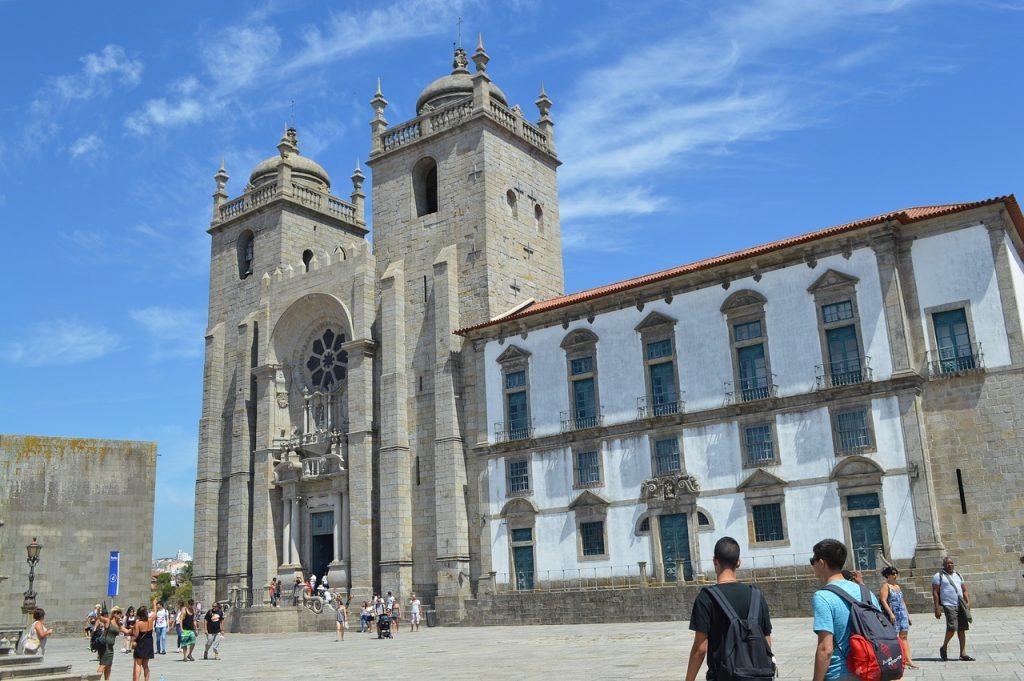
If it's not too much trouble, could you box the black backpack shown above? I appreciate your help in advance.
[705,584,776,681]
[89,624,106,655]
[823,584,905,681]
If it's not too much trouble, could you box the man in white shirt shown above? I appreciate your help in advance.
[154,601,169,655]
[932,556,973,661]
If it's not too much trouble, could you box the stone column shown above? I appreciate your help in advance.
[897,390,946,566]
[343,336,376,604]
[379,261,414,598]
[193,323,226,607]
[871,231,920,375]
[986,219,1024,365]
[432,247,472,621]
[332,493,342,563]
[282,495,292,566]
[290,494,301,568]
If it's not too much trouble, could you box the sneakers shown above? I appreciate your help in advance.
[203,653,208,660]
[214,652,220,660]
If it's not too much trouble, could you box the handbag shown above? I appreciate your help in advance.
[22,628,40,654]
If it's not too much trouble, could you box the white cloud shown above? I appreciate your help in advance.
[202,25,281,90]
[561,187,668,222]
[125,88,208,136]
[2,319,120,366]
[69,134,103,160]
[53,44,142,100]
[130,307,206,359]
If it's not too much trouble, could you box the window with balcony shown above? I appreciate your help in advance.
[561,329,601,431]
[635,311,681,418]
[722,290,775,402]
[496,345,532,442]
[928,306,982,375]
[809,270,869,388]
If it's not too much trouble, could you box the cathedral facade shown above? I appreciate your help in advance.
[194,38,1024,622]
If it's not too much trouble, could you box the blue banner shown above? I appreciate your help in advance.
[107,551,120,598]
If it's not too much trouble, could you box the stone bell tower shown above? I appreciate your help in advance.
[366,35,564,618]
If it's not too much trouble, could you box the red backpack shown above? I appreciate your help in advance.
[824,584,907,681]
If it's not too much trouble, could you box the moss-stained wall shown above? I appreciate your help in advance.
[0,435,157,633]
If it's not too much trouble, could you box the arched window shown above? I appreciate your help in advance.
[413,157,439,217]
[506,189,518,218]
[534,204,544,231]
[237,230,255,279]
[302,249,314,272]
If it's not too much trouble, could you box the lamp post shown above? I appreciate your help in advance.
[21,537,42,614]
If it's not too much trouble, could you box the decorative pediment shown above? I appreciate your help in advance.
[737,468,787,491]
[635,311,677,332]
[807,269,859,294]
[560,328,599,349]
[273,458,302,485]
[640,473,701,501]
[499,497,539,517]
[496,344,531,364]
[721,289,767,313]
[830,455,883,482]
[567,489,609,510]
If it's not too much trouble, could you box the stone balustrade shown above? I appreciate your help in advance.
[215,180,359,227]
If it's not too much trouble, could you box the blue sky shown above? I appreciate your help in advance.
[1,0,1022,558]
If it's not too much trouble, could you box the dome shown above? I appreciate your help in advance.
[249,128,331,191]
[415,47,507,115]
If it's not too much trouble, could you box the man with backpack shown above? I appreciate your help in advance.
[685,536,775,681]
[810,538,903,681]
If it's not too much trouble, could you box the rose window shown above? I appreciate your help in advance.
[306,329,347,390]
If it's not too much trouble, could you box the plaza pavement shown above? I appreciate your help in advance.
[40,607,1024,680]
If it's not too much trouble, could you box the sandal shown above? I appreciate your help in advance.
[959,655,976,661]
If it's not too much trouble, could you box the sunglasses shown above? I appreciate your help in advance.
[809,556,819,566]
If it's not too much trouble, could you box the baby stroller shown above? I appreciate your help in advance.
[376,613,392,639]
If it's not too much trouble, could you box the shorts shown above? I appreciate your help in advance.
[943,605,969,632]
[180,629,197,646]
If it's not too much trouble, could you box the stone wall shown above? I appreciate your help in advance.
[0,435,157,634]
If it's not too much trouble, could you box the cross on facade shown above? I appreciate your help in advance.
[523,244,534,259]
[510,279,521,294]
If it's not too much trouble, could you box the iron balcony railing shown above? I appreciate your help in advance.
[559,410,604,432]
[493,421,535,443]
[636,395,684,419]
[927,342,984,377]
[816,356,872,389]
[725,376,778,403]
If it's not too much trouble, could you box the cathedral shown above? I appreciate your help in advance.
[194,37,1024,623]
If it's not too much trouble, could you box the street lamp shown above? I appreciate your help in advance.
[22,537,42,612]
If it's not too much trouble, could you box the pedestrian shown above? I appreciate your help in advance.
[96,607,131,681]
[840,569,864,585]
[684,536,774,681]
[153,600,168,655]
[809,538,881,681]
[879,566,917,669]
[203,601,226,660]
[84,603,101,640]
[178,599,197,661]
[360,601,372,633]
[269,577,278,607]
[292,576,302,606]
[335,598,348,641]
[374,594,387,634]
[130,600,157,681]
[390,598,401,635]
[172,607,182,652]
[23,608,53,655]
[122,606,137,653]
[408,593,422,632]
[274,577,283,606]
[932,556,974,661]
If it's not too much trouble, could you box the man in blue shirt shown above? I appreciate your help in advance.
[810,538,880,681]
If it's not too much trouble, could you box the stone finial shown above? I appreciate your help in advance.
[536,83,556,153]
[214,160,229,192]
[212,160,230,221]
[350,160,366,225]
[278,125,299,158]
[535,83,552,117]
[370,79,389,155]
[472,32,489,72]
[350,160,365,192]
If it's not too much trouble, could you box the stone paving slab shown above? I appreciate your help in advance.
[33,607,1024,680]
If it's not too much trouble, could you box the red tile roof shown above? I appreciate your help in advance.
[457,194,1023,335]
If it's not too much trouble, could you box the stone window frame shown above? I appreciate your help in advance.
[237,229,255,279]
[506,189,518,219]
[635,311,681,417]
[496,345,532,441]
[922,300,981,375]
[534,203,544,232]
[648,428,684,477]
[505,456,532,497]
[635,514,652,536]
[412,156,439,218]
[738,415,781,468]
[695,507,715,533]
[561,329,601,430]
[829,401,878,456]
[571,440,604,490]
[721,290,774,401]
[568,490,610,562]
[500,498,539,591]
[830,456,889,571]
[807,270,868,387]
[737,469,790,548]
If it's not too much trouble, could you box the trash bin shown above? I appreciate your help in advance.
[425,608,438,628]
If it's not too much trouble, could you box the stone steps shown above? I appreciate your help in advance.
[0,656,99,681]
